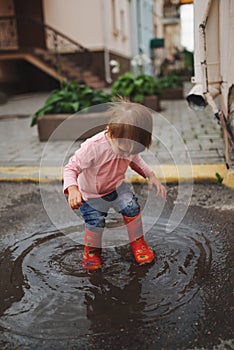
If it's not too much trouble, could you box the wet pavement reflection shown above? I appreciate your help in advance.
[0,182,233,349]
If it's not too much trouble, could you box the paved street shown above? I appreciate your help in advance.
[0,86,225,172]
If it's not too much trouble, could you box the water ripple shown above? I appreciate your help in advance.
[0,219,219,340]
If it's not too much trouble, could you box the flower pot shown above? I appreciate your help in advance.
[143,95,161,111]
[160,87,184,100]
[37,112,111,141]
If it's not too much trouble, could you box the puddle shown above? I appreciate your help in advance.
[0,218,230,346]
[0,182,233,349]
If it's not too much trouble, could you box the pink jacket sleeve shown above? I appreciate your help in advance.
[129,155,153,178]
[63,141,95,194]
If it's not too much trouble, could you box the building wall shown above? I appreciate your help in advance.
[152,0,182,75]
[191,0,234,122]
[0,0,14,16]
[164,23,181,59]
[219,0,233,115]
[42,0,102,49]
[0,0,18,49]
[219,0,234,87]
[193,0,220,84]
[138,0,154,58]
[107,0,131,56]
[42,0,132,57]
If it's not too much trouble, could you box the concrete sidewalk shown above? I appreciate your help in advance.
[0,90,233,187]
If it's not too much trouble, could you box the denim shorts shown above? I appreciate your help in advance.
[79,182,140,231]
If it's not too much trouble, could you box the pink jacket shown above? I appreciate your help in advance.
[63,131,152,198]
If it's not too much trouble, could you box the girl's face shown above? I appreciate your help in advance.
[110,138,133,157]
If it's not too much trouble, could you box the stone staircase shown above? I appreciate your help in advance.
[0,16,106,90]
[33,48,106,89]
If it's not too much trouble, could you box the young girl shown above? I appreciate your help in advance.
[63,100,166,270]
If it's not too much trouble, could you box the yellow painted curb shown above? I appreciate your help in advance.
[0,164,234,188]
[0,166,63,182]
[127,164,234,188]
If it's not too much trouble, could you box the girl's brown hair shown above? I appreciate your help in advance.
[107,97,153,154]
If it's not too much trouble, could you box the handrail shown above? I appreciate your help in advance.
[0,15,90,54]
[0,15,93,84]
[24,16,88,53]
[0,16,92,78]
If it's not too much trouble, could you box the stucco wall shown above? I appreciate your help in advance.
[42,0,103,49]
[42,0,131,57]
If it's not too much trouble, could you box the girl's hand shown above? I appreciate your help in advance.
[148,173,166,198]
[67,185,87,209]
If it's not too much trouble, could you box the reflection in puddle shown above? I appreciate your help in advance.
[0,218,217,342]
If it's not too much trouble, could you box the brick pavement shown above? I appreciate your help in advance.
[0,89,231,186]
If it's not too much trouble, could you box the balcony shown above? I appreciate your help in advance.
[163,2,180,25]
[0,17,18,50]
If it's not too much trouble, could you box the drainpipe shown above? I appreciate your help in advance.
[198,0,220,104]
[200,0,213,28]
[102,0,112,84]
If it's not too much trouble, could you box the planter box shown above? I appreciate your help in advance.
[37,112,111,141]
[160,87,184,100]
[143,95,161,111]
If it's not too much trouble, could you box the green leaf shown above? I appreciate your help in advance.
[111,72,161,101]
[132,94,144,103]
[71,101,79,112]
[45,91,61,104]
[215,172,223,184]
[30,105,54,126]
[30,80,112,126]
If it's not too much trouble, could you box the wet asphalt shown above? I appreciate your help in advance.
[0,181,233,350]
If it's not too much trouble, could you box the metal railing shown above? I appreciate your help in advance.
[0,15,92,80]
[0,17,18,49]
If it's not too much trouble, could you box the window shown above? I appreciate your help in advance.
[120,9,126,41]
[112,0,118,36]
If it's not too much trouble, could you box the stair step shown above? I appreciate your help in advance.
[63,63,78,70]
[34,48,46,55]
[67,71,101,84]
[88,81,106,89]
[82,71,95,78]
[32,48,106,90]
[34,53,57,64]
[60,65,80,74]
[60,59,78,69]
[67,73,82,81]
[84,76,102,83]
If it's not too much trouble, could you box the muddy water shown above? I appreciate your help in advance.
[0,182,233,350]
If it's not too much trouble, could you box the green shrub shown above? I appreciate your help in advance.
[183,48,194,73]
[158,74,183,89]
[111,72,161,103]
[31,81,112,126]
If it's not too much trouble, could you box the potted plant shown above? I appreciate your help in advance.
[158,74,184,100]
[111,72,162,111]
[31,81,113,141]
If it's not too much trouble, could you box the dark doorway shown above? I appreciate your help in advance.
[13,0,45,48]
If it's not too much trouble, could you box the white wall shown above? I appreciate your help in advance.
[106,0,131,57]
[42,0,131,57]
[43,0,103,50]
[219,0,234,114]
[193,0,220,84]
[193,0,234,114]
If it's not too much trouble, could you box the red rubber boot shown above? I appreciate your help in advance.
[123,213,155,265]
[82,228,102,271]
